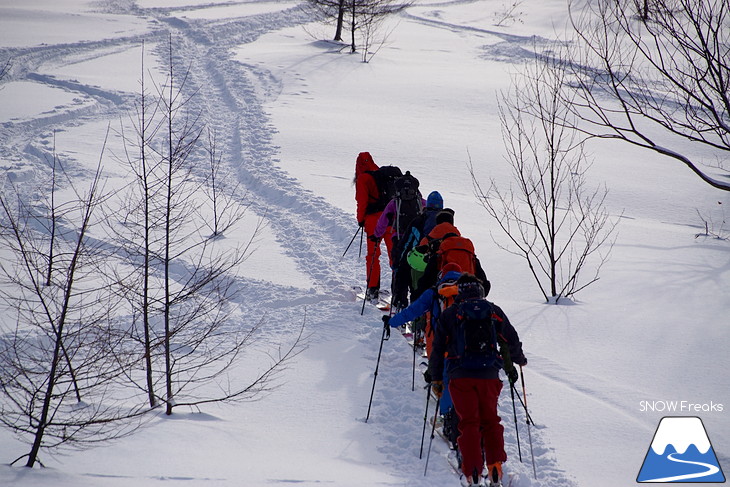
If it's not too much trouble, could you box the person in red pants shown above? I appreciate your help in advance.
[354,151,394,300]
[429,273,527,486]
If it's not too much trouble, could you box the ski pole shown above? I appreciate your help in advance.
[411,328,417,391]
[365,320,390,423]
[521,365,537,479]
[419,383,431,459]
[512,383,536,427]
[509,379,523,463]
[423,396,441,476]
[341,225,363,260]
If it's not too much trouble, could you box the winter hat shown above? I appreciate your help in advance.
[438,262,462,280]
[426,191,443,209]
[435,208,455,225]
[457,281,485,300]
[456,273,491,298]
[440,262,462,275]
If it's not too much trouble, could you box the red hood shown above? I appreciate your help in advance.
[355,151,378,177]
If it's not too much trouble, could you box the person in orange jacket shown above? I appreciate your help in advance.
[414,210,488,299]
[354,152,394,300]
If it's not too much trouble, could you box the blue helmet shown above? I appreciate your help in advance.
[426,191,443,209]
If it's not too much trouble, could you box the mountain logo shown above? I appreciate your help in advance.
[637,416,726,483]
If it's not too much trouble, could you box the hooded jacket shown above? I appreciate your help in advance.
[354,152,380,224]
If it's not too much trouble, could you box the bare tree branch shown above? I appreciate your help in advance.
[565,0,730,191]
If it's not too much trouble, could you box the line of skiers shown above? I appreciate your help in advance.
[353,151,528,487]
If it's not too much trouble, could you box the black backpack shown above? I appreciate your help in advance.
[365,165,402,214]
[393,171,422,236]
[394,206,439,265]
[453,299,502,370]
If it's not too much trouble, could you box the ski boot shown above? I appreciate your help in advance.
[486,462,503,486]
[365,286,379,304]
[459,468,484,487]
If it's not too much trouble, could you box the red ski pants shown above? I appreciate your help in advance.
[364,213,393,289]
[449,377,506,478]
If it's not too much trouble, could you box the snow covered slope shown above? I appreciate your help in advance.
[0,0,728,486]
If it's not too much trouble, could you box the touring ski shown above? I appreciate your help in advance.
[352,285,391,311]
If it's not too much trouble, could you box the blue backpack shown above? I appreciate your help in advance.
[453,299,502,370]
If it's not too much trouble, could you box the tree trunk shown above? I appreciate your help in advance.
[140,44,156,409]
[350,1,356,53]
[164,37,175,416]
[25,331,63,467]
[334,0,345,41]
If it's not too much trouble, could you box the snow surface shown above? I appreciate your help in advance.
[0,0,729,486]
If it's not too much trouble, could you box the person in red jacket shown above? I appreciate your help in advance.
[354,152,394,301]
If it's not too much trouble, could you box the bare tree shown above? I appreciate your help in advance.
[111,38,304,416]
[471,51,619,303]
[109,40,165,408]
[565,0,730,191]
[0,151,145,468]
[0,59,9,80]
[493,0,525,27]
[694,203,728,240]
[305,0,411,55]
[303,0,349,41]
[202,128,249,238]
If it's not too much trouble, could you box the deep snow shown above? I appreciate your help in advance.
[0,0,728,486]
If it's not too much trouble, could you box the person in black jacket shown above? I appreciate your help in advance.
[428,273,527,487]
[390,190,443,309]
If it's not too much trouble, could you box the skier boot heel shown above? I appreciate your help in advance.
[486,462,503,486]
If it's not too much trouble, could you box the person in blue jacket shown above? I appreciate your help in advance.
[382,264,466,416]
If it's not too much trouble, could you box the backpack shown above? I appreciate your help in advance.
[365,165,402,214]
[453,299,502,370]
[393,171,422,236]
[437,235,477,275]
[423,278,458,358]
[395,206,438,265]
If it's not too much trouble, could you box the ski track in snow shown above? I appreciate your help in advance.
[0,3,577,486]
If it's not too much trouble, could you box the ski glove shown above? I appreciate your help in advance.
[382,315,390,326]
[432,381,444,399]
[368,235,380,243]
[506,367,519,385]
[358,220,365,227]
